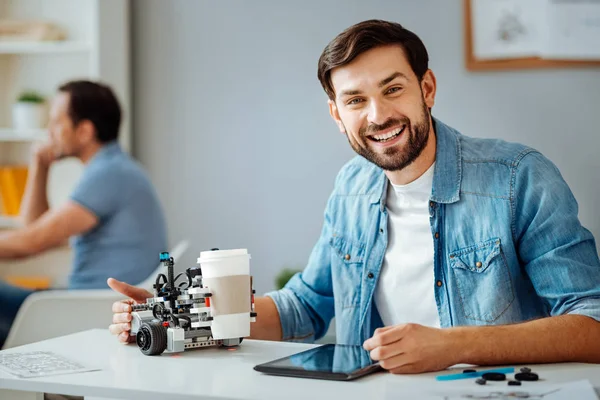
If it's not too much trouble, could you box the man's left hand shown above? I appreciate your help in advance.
[363,323,460,374]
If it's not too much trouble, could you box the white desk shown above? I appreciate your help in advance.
[0,329,599,400]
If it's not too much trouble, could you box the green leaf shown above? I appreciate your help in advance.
[274,268,302,290]
[16,90,45,103]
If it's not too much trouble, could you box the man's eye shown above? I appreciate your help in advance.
[347,98,364,105]
[386,87,402,94]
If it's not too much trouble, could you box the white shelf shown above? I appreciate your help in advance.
[0,215,21,229]
[0,128,46,142]
[0,41,91,55]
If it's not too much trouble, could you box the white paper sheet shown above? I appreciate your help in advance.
[0,351,100,378]
[541,0,600,59]
[385,379,598,400]
[471,0,600,60]
[472,0,547,59]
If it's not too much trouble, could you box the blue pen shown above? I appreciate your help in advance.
[435,367,515,381]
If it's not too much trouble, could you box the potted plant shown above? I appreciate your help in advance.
[12,90,47,131]
[274,268,302,290]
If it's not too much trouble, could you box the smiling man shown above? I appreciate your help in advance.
[108,20,600,373]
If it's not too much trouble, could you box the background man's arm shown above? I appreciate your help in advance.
[0,201,98,259]
[19,144,57,225]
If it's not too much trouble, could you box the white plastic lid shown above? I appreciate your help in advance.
[197,248,249,262]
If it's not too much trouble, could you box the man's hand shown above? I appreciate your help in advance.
[107,278,152,344]
[363,323,460,374]
[32,142,58,169]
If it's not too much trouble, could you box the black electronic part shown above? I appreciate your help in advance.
[481,372,506,381]
[515,372,539,381]
[463,369,477,373]
[475,378,486,385]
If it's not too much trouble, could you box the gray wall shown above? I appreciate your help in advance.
[131,0,600,295]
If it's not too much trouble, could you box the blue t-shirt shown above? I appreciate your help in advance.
[68,142,167,289]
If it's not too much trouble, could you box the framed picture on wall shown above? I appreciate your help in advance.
[464,0,600,71]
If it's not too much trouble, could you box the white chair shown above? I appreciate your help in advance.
[2,240,190,349]
[0,244,73,289]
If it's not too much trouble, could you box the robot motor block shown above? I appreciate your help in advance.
[130,251,257,355]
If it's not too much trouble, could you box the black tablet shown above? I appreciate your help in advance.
[253,344,382,381]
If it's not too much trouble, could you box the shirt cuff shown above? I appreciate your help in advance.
[265,288,315,342]
[564,298,600,323]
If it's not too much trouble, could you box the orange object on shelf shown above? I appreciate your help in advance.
[0,165,29,216]
[3,275,51,290]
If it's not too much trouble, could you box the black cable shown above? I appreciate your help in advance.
[185,269,192,288]
[155,273,167,292]
[178,315,192,328]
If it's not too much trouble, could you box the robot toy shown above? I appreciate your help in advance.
[130,251,257,355]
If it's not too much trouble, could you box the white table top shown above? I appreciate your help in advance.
[0,329,599,400]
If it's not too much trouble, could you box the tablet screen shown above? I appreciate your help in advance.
[254,344,380,380]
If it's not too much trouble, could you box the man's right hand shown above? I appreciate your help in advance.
[107,278,152,343]
[32,142,58,169]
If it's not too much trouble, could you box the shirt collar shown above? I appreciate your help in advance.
[375,117,462,210]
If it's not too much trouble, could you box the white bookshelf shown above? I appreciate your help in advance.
[0,0,130,224]
[0,128,46,142]
[0,215,20,229]
[0,40,91,54]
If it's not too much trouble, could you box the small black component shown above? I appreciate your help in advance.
[481,372,506,381]
[250,312,258,317]
[475,378,486,385]
[187,267,202,278]
[520,367,532,373]
[508,380,522,386]
[463,369,477,373]
[206,316,214,321]
[515,372,539,381]
[211,248,220,251]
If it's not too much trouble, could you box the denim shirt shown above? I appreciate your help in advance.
[266,118,600,345]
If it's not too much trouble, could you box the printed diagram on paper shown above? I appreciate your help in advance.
[0,351,100,378]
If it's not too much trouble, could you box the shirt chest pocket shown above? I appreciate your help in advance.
[449,238,515,323]
[329,235,365,308]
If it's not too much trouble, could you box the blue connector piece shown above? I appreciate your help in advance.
[159,252,170,261]
[436,367,515,381]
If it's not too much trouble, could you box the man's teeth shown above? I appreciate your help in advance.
[372,126,404,142]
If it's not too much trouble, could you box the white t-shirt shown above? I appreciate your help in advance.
[374,163,441,328]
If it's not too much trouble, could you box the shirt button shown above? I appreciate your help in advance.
[430,201,435,208]
[344,254,351,261]
[380,228,384,233]
[476,261,482,268]
[435,232,439,239]
[367,272,374,279]
[436,280,443,287]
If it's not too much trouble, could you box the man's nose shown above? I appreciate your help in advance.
[367,100,393,126]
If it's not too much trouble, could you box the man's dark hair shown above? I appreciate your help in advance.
[58,80,122,143]
[317,19,429,100]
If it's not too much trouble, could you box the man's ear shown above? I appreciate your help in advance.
[421,69,437,109]
[328,99,346,134]
[76,120,97,144]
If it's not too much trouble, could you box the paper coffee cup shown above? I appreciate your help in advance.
[198,249,251,340]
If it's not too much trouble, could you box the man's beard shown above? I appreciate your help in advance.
[344,99,431,172]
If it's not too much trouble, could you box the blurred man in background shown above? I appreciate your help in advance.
[0,80,167,348]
